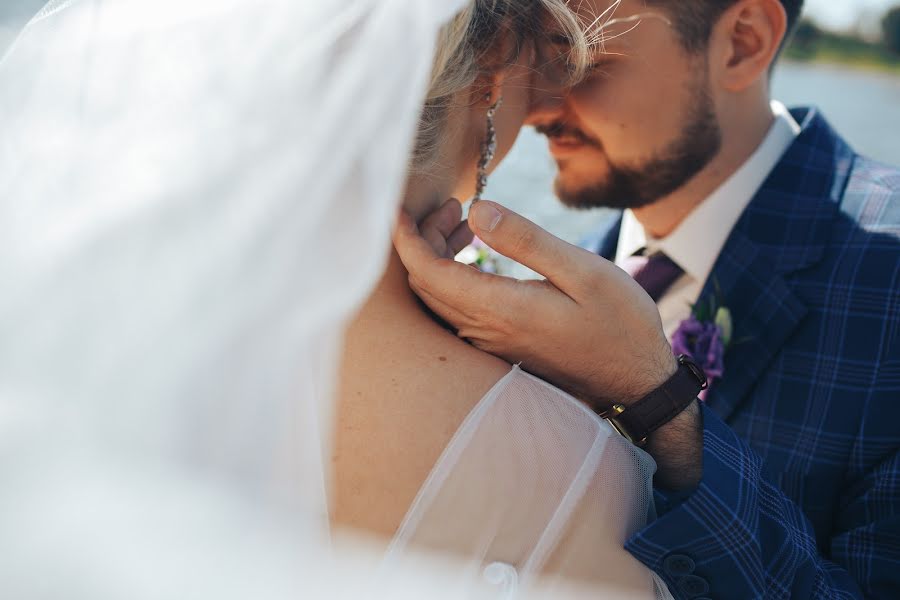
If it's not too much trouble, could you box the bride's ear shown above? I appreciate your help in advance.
[469,71,505,110]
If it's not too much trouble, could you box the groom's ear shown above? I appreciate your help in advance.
[710,0,787,92]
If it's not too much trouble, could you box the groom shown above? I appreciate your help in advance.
[395,0,900,597]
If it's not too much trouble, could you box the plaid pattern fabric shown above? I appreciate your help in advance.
[612,108,900,599]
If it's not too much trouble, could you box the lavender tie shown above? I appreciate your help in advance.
[622,251,684,302]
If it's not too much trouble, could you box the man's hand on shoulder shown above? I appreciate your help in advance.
[394,199,675,407]
[393,199,702,489]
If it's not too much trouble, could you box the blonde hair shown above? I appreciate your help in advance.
[412,0,590,170]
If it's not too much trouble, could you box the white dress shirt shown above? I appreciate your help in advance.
[614,101,801,339]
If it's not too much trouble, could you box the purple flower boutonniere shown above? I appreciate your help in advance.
[671,291,733,396]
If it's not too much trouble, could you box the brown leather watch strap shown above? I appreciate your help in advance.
[601,355,708,446]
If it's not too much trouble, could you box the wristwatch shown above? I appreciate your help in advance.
[600,355,708,447]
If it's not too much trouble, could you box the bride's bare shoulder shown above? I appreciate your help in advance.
[332,291,511,539]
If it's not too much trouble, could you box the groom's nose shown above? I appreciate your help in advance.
[525,80,567,127]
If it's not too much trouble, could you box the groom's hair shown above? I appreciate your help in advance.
[649,0,804,53]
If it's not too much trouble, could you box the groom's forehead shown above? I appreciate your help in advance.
[560,0,670,42]
[568,0,646,20]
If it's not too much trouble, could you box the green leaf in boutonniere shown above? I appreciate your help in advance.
[715,306,733,348]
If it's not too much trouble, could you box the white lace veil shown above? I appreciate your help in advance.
[0,0,475,596]
[0,1,673,598]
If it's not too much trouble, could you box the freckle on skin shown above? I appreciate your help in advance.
[438,356,448,362]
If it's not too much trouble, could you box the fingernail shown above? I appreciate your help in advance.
[472,203,502,233]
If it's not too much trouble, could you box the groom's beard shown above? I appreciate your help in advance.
[547,87,722,211]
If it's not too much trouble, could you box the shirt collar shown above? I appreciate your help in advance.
[615,209,647,264]
[616,100,800,282]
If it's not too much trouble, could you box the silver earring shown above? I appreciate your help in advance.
[473,94,502,203]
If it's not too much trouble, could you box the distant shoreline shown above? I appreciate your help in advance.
[784,55,900,76]
[784,23,900,76]
[782,56,900,77]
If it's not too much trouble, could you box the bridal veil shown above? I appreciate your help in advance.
[0,0,664,597]
[0,0,468,596]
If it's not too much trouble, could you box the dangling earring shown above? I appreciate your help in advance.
[473,93,503,203]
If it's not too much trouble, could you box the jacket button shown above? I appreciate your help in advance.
[663,553,696,577]
[678,574,710,596]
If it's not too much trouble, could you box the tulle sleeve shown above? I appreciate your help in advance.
[387,366,673,599]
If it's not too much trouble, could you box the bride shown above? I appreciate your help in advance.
[333,0,667,596]
[0,0,668,597]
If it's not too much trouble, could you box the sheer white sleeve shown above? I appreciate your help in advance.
[388,367,673,599]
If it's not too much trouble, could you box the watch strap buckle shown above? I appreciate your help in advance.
[599,355,707,446]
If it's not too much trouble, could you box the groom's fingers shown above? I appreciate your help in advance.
[467,201,599,297]
[421,198,463,237]
[419,198,463,258]
[393,210,483,299]
[410,282,474,333]
[446,220,475,258]
[393,213,518,312]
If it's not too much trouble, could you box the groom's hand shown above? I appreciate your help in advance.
[394,200,678,409]
[395,200,702,489]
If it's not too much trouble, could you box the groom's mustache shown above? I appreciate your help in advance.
[534,122,602,149]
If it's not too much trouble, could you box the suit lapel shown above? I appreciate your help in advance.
[581,212,622,261]
[699,231,807,420]
[701,107,854,421]
[596,213,622,261]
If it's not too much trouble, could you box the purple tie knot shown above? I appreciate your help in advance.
[622,252,684,302]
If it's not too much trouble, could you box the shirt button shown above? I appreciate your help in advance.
[663,553,696,577]
[678,574,710,596]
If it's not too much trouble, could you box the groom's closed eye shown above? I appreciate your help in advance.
[585,56,617,77]
[538,35,617,79]
[548,33,573,47]
[536,37,577,80]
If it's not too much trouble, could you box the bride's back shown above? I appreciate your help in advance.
[334,252,512,538]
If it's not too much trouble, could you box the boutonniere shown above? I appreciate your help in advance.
[671,287,733,394]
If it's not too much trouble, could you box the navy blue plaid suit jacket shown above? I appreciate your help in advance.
[591,108,900,599]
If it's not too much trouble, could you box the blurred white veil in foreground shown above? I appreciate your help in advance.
[0,0,486,597]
